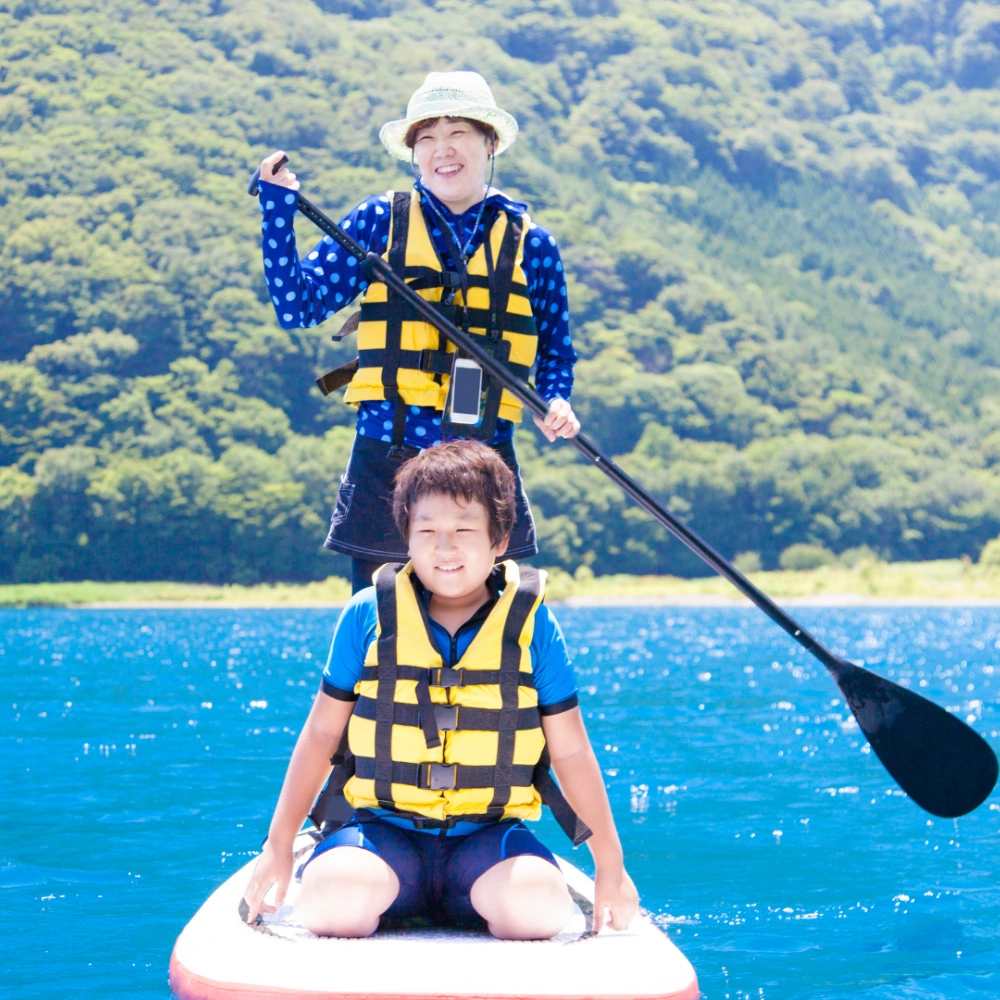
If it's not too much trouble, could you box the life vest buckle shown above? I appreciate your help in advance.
[421,763,457,791]
[434,667,465,688]
[418,348,453,375]
[433,705,458,732]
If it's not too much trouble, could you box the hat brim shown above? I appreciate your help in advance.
[379,105,519,161]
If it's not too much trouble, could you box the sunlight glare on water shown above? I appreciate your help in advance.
[2,605,998,999]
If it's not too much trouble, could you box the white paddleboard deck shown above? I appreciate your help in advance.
[170,830,699,1000]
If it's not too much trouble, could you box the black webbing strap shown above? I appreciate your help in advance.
[460,308,536,339]
[358,664,536,688]
[413,676,442,750]
[492,214,522,336]
[402,266,465,290]
[358,300,459,329]
[315,358,360,396]
[358,348,453,375]
[533,745,593,846]
[307,732,356,831]
[373,563,404,808]
[353,696,541,732]
[382,193,411,450]
[463,272,531,294]
[480,215,525,440]
[488,567,541,816]
[353,757,536,789]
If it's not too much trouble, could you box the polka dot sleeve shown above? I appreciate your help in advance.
[258,182,391,329]
[522,222,576,403]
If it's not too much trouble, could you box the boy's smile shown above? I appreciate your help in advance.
[407,491,508,629]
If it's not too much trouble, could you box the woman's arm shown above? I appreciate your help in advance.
[242,692,355,922]
[523,223,580,439]
[541,708,639,930]
[256,151,391,330]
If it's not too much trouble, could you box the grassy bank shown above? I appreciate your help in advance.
[4,560,1000,608]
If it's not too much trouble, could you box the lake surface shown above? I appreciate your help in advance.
[2,604,998,999]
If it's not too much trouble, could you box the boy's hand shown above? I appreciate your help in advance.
[243,841,294,923]
[593,864,639,931]
[260,150,299,191]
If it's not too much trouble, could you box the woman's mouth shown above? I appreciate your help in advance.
[435,163,463,177]
[435,563,463,573]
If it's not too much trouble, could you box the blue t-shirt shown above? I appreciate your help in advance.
[322,581,578,835]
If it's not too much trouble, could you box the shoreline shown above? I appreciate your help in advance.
[7,559,1000,609]
[56,595,1000,609]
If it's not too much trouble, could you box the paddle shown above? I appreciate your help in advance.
[248,163,998,818]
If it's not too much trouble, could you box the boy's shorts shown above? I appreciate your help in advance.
[303,811,559,928]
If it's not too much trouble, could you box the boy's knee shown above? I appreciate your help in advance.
[296,847,399,937]
[470,856,572,940]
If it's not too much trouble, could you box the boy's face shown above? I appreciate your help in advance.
[407,491,508,602]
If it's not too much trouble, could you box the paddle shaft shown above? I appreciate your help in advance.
[247,166,999,817]
[280,184,838,668]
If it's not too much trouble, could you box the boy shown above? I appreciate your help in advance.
[244,441,637,939]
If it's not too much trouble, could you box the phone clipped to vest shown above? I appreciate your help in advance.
[447,357,484,425]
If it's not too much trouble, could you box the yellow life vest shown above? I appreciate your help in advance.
[342,189,538,429]
[344,559,549,824]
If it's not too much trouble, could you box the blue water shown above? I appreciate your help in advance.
[2,605,998,999]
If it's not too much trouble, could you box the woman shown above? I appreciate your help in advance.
[257,71,580,593]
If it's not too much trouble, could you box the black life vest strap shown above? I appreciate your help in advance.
[353,695,541,732]
[380,194,413,449]
[308,731,356,832]
[402,266,466,290]
[352,757,537,790]
[315,357,360,397]
[359,664,537,688]
[402,268,531,297]
[533,746,593,846]
[488,566,540,816]
[373,562,405,808]
[358,299,458,329]
[357,347,454,376]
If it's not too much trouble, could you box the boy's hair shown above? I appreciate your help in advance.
[393,441,516,547]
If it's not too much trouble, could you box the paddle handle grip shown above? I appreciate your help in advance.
[248,154,289,197]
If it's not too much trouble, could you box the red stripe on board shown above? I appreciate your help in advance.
[168,949,700,1000]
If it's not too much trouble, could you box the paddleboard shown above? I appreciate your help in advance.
[169,829,699,1000]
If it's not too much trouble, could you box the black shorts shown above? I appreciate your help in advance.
[323,434,538,561]
[303,812,559,929]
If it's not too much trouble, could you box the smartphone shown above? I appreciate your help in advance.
[448,358,483,424]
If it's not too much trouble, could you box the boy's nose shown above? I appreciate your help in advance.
[436,533,458,553]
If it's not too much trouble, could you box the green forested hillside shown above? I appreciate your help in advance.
[3,0,1000,581]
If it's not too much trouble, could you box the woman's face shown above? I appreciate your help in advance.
[412,117,493,214]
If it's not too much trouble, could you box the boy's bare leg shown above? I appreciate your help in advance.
[470,856,572,940]
[296,847,399,937]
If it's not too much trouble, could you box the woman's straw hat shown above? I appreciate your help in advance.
[379,71,518,161]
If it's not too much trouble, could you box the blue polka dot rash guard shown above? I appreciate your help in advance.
[258,180,577,449]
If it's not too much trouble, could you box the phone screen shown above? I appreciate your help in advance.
[449,360,483,423]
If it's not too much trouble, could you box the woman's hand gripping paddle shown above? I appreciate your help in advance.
[247,161,999,818]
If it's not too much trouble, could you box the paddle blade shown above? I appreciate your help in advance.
[830,658,998,817]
